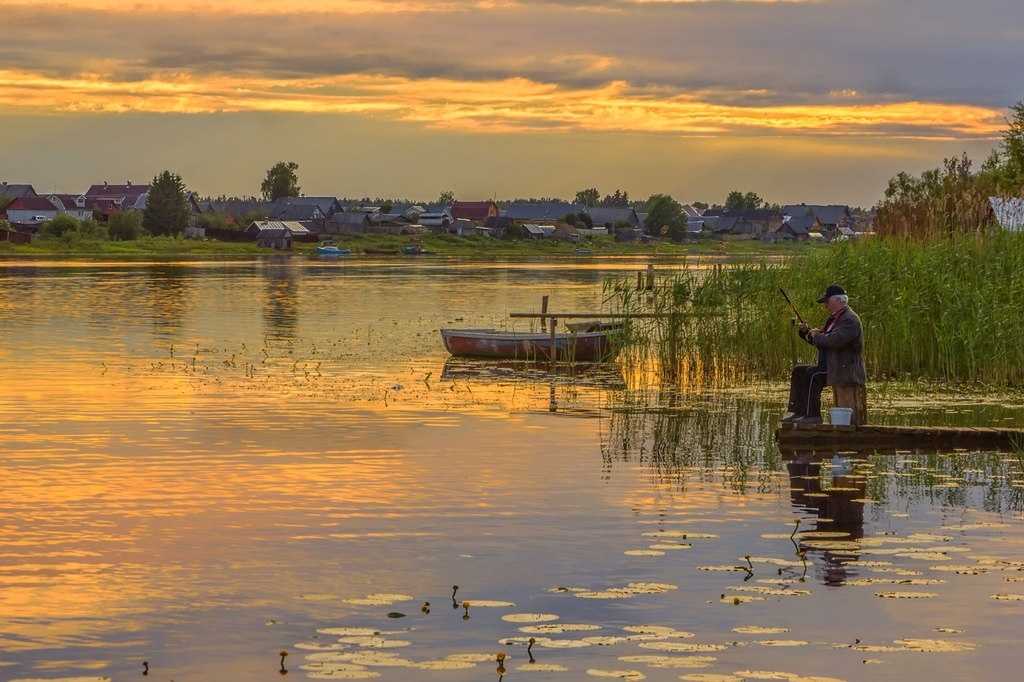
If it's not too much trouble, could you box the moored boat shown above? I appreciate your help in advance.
[402,244,436,255]
[440,324,619,361]
[316,240,351,255]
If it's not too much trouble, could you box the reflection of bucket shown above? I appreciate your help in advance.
[830,407,853,425]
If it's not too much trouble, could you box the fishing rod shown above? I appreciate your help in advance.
[778,288,805,325]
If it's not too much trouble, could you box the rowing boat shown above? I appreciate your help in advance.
[440,323,619,361]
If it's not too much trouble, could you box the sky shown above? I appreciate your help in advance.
[2,0,1022,209]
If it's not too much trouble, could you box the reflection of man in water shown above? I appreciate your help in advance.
[786,454,867,586]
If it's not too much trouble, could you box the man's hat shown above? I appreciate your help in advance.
[816,284,846,303]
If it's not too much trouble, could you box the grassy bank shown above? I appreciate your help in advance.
[607,231,1024,386]
[0,231,815,259]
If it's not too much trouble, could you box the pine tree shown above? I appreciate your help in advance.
[143,171,190,236]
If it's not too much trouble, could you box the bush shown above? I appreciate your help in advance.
[109,209,143,241]
[41,214,80,238]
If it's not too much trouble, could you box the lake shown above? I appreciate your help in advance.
[1,256,1022,682]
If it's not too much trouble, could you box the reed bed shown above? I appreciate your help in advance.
[606,231,1024,386]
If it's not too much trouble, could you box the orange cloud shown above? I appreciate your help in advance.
[0,68,1004,140]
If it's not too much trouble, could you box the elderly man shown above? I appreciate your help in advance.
[782,284,866,424]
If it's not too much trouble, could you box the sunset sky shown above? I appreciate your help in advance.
[2,0,1021,208]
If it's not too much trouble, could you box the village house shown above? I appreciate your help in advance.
[246,220,313,249]
[586,206,640,231]
[505,202,585,225]
[988,197,1024,231]
[713,208,784,239]
[784,204,851,240]
[3,195,60,225]
[768,214,819,242]
[451,200,499,224]
[325,211,373,235]
[418,208,454,230]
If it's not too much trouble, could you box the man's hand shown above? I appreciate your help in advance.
[797,322,809,333]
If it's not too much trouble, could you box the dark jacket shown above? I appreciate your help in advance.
[802,306,866,386]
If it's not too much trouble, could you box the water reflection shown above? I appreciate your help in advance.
[3,259,1024,681]
[144,264,190,336]
[604,389,781,494]
[261,261,300,338]
[786,452,867,540]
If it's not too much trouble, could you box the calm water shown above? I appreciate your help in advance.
[1,257,1022,682]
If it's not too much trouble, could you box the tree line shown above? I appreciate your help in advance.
[6,99,1022,242]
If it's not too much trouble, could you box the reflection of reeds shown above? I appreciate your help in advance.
[604,392,782,493]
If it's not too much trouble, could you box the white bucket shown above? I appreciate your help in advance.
[830,407,853,425]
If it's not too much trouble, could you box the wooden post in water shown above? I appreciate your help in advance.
[833,385,868,425]
[549,317,558,373]
[646,264,655,290]
[637,271,643,290]
[668,311,678,377]
[540,295,549,328]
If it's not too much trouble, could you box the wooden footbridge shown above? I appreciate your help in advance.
[776,421,1024,453]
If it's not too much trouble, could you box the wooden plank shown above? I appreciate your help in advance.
[776,422,1024,454]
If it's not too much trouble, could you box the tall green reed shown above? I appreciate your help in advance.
[606,231,1024,386]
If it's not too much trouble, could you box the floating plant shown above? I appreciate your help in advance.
[502,613,560,623]
[585,669,646,679]
[342,593,414,606]
[617,655,716,668]
[519,623,602,634]
[574,582,678,599]
[732,626,791,635]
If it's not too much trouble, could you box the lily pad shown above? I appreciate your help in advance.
[585,669,646,679]
[520,623,602,634]
[502,613,560,623]
[515,662,570,672]
[732,626,790,634]
[618,654,715,668]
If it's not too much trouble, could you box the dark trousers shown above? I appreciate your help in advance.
[788,364,828,418]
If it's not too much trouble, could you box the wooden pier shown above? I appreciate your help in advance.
[776,421,1024,453]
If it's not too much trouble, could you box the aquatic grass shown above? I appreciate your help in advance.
[606,231,1024,386]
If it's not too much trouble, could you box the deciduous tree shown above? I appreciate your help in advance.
[724,191,764,211]
[261,161,301,201]
[600,189,630,207]
[643,193,686,240]
[574,188,600,206]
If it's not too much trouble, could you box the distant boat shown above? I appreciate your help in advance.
[440,322,620,361]
[317,240,351,256]
[402,245,436,255]
[364,247,400,255]
[573,247,594,255]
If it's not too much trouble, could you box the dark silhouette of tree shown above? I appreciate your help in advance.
[724,191,764,211]
[574,188,600,206]
[600,189,630,207]
[260,161,300,201]
[643,193,686,240]
[143,171,189,236]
